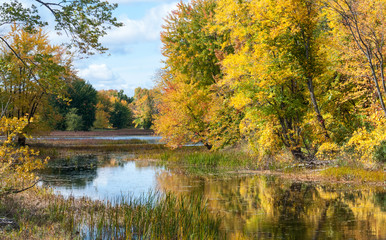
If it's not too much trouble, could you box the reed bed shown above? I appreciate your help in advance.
[46,191,223,240]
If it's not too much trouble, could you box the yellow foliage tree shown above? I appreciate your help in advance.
[0,25,71,144]
[328,0,386,117]
[0,116,46,196]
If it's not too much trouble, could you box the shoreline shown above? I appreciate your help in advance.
[44,128,155,137]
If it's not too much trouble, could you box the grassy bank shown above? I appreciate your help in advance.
[134,146,385,183]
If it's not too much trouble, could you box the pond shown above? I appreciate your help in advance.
[39,152,386,239]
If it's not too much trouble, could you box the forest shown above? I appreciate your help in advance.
[0,0,385,239]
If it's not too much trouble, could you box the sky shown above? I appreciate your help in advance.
[74,0,180,96]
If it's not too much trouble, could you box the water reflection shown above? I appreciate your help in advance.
[40,154,164,201]
[157,172,386,239]
[37,135,163,143]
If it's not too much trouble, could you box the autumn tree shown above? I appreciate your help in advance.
[92,89,133,129]
[155,0,239,149]
[211,0,337,160]
[93,90,113,129]
[132,87,158,129]
[327,0,386,117]
[0,116,46,196]
[0,26,70,144]
[0,0,121,195]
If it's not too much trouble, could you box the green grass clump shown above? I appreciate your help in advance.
[321,166,385,182]
[1,190,223,239]
[160,150,257,170]
[47,192,223,240]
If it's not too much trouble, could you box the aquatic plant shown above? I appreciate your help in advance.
[45,191,223,239]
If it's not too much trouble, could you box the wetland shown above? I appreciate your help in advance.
[37,148,386,239]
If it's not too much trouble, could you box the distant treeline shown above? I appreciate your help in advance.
[43,84,159,131]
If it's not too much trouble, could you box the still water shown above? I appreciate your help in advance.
[37,135,163,143]
[39,152,386,239]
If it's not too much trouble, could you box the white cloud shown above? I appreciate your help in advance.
[78,64,117,82]
[102,2,178,52]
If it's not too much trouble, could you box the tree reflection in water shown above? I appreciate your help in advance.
[157,172,386,239]
[39,154,126,188]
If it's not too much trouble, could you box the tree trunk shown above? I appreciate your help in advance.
[307,78,330,140]
[204,142,212,150]
[17,134,26,147]
[291,148,307,161]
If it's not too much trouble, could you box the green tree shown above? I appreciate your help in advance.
[66,79,97,130]
[48,78,97,131]
[65,108,83,131]
[110,100,132,129]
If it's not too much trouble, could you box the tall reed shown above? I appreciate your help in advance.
[47,191,223,239]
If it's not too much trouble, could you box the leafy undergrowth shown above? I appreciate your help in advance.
[321,166,385,182]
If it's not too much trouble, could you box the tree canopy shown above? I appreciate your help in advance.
[155,0,386,162]
[0,0,122,55]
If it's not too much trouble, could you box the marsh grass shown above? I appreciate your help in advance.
[50,191,223,240]
[0,189,223,240]
[158,150,257,168]
[92,193,221,239]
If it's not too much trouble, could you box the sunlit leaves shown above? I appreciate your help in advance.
[0,25,70,126]
[156,0,234,149]
[132,87,159,130]
[156,0,385,162]
[0,116,46,196]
